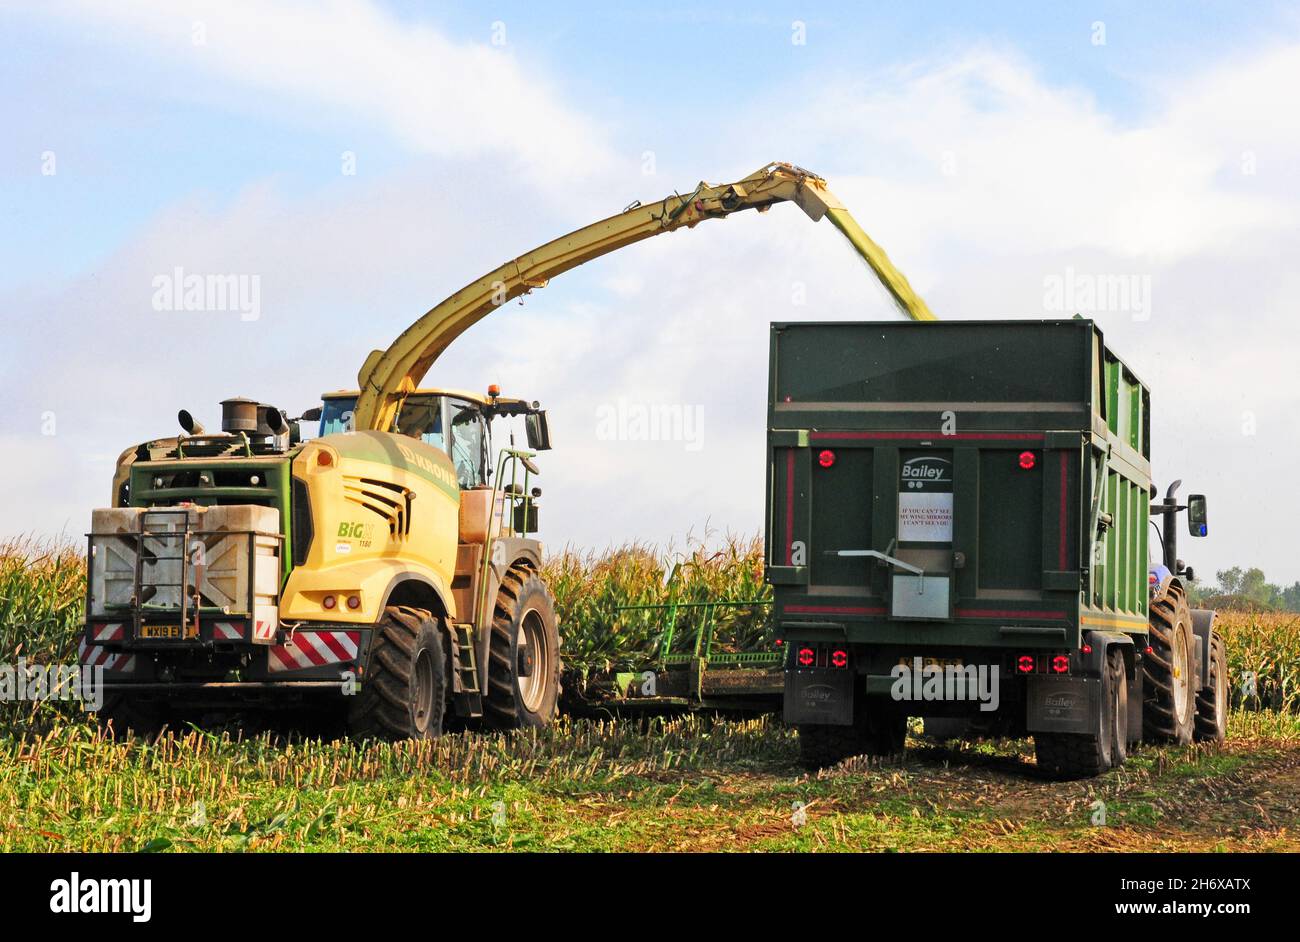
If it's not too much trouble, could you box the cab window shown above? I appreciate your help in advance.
[319,397,357,435]
[396,395,445,449]
[448,398,488,488]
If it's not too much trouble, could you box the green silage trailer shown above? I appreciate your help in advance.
[768,319,1227,778]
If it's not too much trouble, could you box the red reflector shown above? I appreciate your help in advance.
[1145,645,1154,655]
[1017,655,1035,674]
[774,638,783,647]
[818,449,836,468]
[831,649,848,668]
[1081,643,1093,655]
[1018,451,1037,470]
[1052,655,1070,674]
[798,647,815,667]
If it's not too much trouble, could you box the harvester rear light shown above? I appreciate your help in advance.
[818,449,836,468]
[346,595,361,610]
[1018,451,1037,470]
[1016,655,1035,674]
[1051,655,1070,674]
[322,595,337,610]
[798,647,815,667]
[831,649,849,669]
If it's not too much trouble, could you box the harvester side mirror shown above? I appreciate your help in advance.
[178,410,205,436]
[1187,494,1208,537]
[525,411,553,451]
[300,407,323,422]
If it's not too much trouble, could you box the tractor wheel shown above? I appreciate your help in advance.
[1195,633,1228,744]
[1034,649,1123,779]
[97,694,168,742]
[484,567,561,729]
[347,606,446,741]
[1142,583,1196,744]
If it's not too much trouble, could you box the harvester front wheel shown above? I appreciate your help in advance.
[484,566,561,729]
[97,695,168,742]
[1194,633,1228,744]
[1142,583,1196,744]
[347,606,446,741]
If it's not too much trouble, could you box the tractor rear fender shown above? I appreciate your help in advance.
[1189,609,1217,690]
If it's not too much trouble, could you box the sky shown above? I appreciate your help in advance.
[2,0,1299,584]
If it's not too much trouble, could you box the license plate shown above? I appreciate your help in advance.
[899,656,964,669]
[140,624,182,640]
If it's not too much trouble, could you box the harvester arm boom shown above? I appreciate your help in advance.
[353,161,935,431]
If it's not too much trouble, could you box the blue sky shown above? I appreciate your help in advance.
[3,1,1300,583]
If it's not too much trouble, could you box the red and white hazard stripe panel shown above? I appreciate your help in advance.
[78,633,136,673]
[268,630,360,673]
[91,623,125,644]
[212,621,245,641]
[253,619,277,642]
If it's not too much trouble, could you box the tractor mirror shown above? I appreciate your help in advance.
[526,411,553,451]
[300,407,323,422]
[1187,494,1208,537]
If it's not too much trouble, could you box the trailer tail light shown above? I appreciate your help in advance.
[1018,450,1037,470]
[798,647,815,667]
[831,649,849,669]
[817,449,836,468]
[1016,655,1035,674]
[1051,655,1070,674]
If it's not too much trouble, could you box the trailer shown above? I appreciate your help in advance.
[768,319,1227,777]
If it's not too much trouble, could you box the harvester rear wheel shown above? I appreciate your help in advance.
[347,606,446,741]
[1142,583,1196,744]
[484,566,561,729]
[1194,633,1228,744]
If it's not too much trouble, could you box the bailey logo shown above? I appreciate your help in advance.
[900,456,951,490]
[1045,694,1077,710]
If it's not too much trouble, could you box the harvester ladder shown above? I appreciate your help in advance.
[451,622,483,716]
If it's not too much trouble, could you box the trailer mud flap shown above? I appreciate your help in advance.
[784,669,854,726]
[1026,675,1100,734]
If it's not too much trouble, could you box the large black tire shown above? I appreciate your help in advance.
[1143,583,1196,744]
[1195,633,1228,744]
[484,567,561,729]
[797,722,868,771]
[97,694,167,742]
[347,606,446,741]
[798,697,905,770]
[1034,649,1124,779]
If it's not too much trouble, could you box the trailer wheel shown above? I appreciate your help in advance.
[1194,634,1228,744]
[798,698,904,770]
[797,723,867,771]
[1034,650,1123,779]
[1142,583,1196,744]
[347,606,446,741]
[97,695,168,742]
[484,567,561,729]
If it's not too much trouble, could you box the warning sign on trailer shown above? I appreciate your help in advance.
[899,455,953,543]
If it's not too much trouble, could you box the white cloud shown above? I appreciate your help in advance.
[47,0,615,185]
